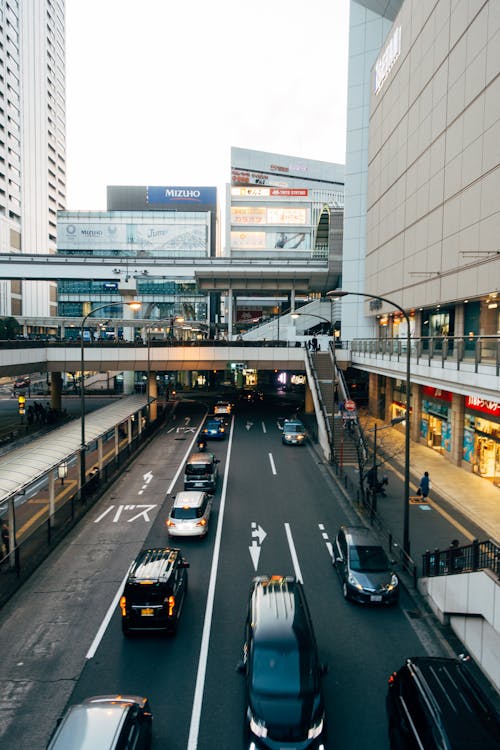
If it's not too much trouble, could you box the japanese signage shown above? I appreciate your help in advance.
[422,386,452,402]
[374,25,401,94]
[465,396,500,417]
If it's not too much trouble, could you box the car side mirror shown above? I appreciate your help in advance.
[335,556,343,564]
[215,459,220,464]
[182,560,190,568]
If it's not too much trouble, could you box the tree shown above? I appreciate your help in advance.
[0,316,20,339]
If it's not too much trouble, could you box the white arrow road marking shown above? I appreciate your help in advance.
[268,453,277,475]
[143,471,153,483]
[284,523,303,583]
[251,522,267,545]
[246,421,253,431]
[249,540,261,571]
[326,541,334,560]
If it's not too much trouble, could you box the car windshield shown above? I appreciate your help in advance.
[186,465,211,476]
[206,422,220,430]
[284,423,304,434]
[250,644,316,697]
[349,545,390,572]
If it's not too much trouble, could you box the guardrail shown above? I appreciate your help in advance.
[351,335,500,375]
[422,538,500,578]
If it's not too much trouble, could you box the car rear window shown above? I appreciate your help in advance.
[186,464,212,476]
[172,506,203,519]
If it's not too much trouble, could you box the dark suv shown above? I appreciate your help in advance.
[237,575,327,749]
[333,525,399,604]
[387,656,500,749]
[119,547,189,635]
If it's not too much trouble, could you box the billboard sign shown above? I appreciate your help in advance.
[146,186,217,206]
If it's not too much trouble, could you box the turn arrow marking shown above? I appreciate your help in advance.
[249,540,261,571]
[251,523,267,545]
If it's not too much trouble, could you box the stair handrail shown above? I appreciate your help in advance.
[305,348,333,460]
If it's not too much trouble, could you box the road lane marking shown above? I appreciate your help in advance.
[262,422,267,433]
[187,418,234,750]
[268,453,277,475]
[86,567,131,660]
[284,523,303,583]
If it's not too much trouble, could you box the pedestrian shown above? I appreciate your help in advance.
[1,519,9,555]
[418,471,431,498]
[448,539,464,572]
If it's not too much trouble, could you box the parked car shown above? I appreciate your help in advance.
[119,547,189,635]
[166,490,212,538]
[333,525,399,604]
[387,656,500,749]
[46,694,153,750]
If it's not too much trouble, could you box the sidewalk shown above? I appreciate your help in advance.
[350,413,500,547]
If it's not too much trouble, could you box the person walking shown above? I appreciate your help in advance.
[418,471,431,498]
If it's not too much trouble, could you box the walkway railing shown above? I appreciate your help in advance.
[422,539,500,578]
[351,335,500,375]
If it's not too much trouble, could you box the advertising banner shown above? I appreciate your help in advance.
[147,186,217,206]
[231,231,309,250]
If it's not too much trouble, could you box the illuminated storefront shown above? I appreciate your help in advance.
[420,387,452,454]
[463,396,500,486]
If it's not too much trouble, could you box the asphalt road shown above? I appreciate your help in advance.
[0,396,453,750]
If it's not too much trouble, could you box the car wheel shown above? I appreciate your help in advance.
[342,582,350,601]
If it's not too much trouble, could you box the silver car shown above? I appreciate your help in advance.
[166,490,212,538]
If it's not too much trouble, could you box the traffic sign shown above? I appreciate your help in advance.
[344,399,356,412]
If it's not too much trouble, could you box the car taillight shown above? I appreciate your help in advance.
[166,519,175,527]
[197,518,207,526]
[168,596,175,616]
[119,595,127,616]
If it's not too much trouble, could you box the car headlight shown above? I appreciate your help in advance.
[308,717,324,739]
[249,713,268,738]
[348,572,363,590]
[386,574,399,590]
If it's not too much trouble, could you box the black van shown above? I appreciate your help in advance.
[119,547,189,635]
[237,575,327,749]
[387,656,500,749]
[183,451,219,492]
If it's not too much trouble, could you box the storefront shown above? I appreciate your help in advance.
[420,387,452,454]
[463,396,500,487]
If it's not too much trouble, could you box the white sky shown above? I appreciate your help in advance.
[65,0,350,211]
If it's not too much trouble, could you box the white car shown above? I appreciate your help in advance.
[166,490,212,538]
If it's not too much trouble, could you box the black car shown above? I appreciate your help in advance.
[387,656,500,749]
[119,547,189,635]
[333,525,399,604]
[237,575,327,749]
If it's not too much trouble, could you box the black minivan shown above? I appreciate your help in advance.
[237,575,327,749]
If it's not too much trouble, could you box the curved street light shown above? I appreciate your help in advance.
[80,299,141,497]
[290,311,333,335]
[327,288,412,555]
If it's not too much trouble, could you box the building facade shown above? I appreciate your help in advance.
[0,0,66,318]
[227,147,344,331]
[343,0,500,486]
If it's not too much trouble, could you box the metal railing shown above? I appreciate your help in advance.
[422,538,500,578]
[351,335,500,375]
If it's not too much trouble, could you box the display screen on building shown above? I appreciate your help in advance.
[231,187,308,197]
[231,206,308,226]
[231,231,309,250]
[59,220,208,253]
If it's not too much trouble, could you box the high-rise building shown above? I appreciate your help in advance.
[0,0,66,318]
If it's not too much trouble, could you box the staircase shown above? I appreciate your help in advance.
[309,349,363,467]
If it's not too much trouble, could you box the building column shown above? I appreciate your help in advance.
[148,372,158,421]
[410,383,422,443]
[290,288,296,312]
[50,371,63,412]
[385,377,392,422]
[123,371,135,395]
[450,393,465,466]
[227,290,234,340]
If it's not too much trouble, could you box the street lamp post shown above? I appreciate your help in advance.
[80,299,141,498]
[327,288,412,555]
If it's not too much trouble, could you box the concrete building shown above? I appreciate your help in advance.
[0,0,66,318]
[341,0,500,486]
[227,147,344,333]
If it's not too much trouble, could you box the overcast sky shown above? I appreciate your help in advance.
[65,0,350,211]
